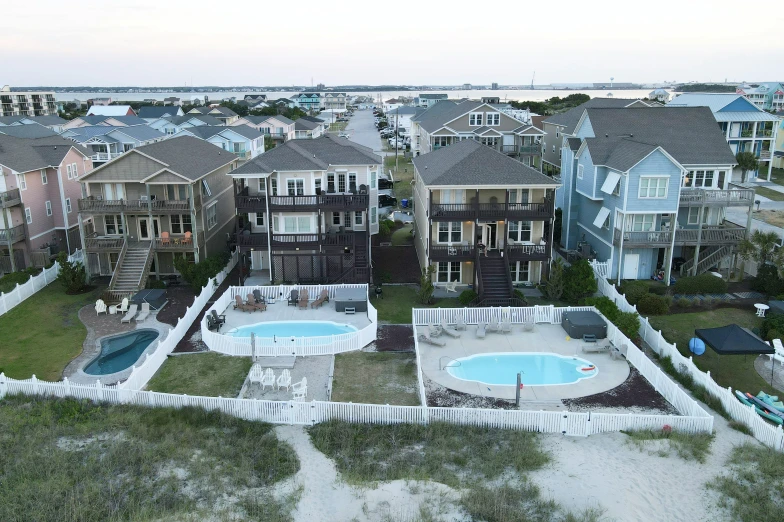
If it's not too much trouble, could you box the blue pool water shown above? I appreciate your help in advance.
[84,329,160,375]
[228,321,358,338]
[446,353,598,386]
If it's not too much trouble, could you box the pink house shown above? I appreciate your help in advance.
[0,134,92,271]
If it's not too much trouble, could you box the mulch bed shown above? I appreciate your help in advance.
[373,246,420,283]
[155,286,198,326]
[372,222,405,246]
[424,376,518,409]
[563,366,678,414]
[375,325,414,352]
[171,266,241,353]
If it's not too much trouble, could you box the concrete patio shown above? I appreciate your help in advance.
[417,323,630,401]
[239,355,332,402]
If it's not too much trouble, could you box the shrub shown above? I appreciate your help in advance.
[56,251,86,293]
[513,289,527,304]
[542,258,564,300]
[620,280,649,305]
[0,269,36,294]
[458,289,477,306]
[146,278,166,290]
[636,294,670,315]
[614,311,641,340]
[648,285,669,296]
[752,264,784,296]
[173,250,231,291]
[673,273,728,294]
[582,296,619,321]
[760,313,784,340]
[417,266,435,304]
[562,259,597,303]
[378,218,395,237]
[677,297,691,308]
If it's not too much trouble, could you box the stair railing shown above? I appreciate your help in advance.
[107,239,128,291]
[135,241,155,290]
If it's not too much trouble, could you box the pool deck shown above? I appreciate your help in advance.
[219,299,371,334]
[418,323,630,401]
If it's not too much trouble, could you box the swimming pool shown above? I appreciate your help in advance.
[84,329,160,375]
[446,352,598,386]
[228,321,358,338]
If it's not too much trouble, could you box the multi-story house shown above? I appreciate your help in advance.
[147,115,223,136]
[229,136,381,284]
[322,93,347,111]
[0,115,67,134]
[409,100,545,168]
[0,135,92,271]
[411,139,559,303]
[416,94,448,108]
[186,106,239,125]
[86,105,136,117]
[61,125,167,164]
[294,93,321,112]
[736,83,784,111]
[77,136,238,297]
[668,93,780,180]
[541,98,656,177]
[233,115,296,142]
[163,97,182,107]
[559,106,751,284]
[170,125,265,160]
[62,115,148,130]
[137,106,185,121]
[0,86,58,117]
[294,118,325,139]
[773,113,784,169]
[386,107,422,132]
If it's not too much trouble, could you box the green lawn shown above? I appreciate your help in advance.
[331,352,420,405]
[146,352,252,397]
[648,309,775,395]
[0,283,103,381]
[374,285,461,324]
[768,167,784,186]
[384,155,414,203]
[753,186,784,201]
[328,121,347,131]
[390,223,413,245]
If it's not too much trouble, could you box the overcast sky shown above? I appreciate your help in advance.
[2,0,782,87]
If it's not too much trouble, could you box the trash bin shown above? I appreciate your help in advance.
[401,198,408,208]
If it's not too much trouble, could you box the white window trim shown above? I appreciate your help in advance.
[206,202,218,230]
[468,112,484,126]
[687,207,699,225]
[25,207,32,224]
[638,176,669,199]
[437,221,462,244]
[255,213,265,227]
[71,163,78,179]
[45,200,52,216]
[577,165,584,179]
[66,164,73,179]
[486,112,500,126]
[286,178,305,196]
[18,173,26,191]
[65,198,72,213]
[437,261,462,283]
[41,170,48,185]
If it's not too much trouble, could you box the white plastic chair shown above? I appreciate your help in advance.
[445,281,458,293]
[454,314,467,331]
[248,364,264,388]
[95,299,107,315]
[261,368,275,390]
[292,377,307,401]
[121,304,137,323]
[117,297,129,313]
[277,369,292,391]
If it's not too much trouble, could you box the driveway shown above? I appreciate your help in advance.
[345,109,383,154]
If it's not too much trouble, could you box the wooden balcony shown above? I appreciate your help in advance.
[235,187,369,213]
[84,236,125,252]
[0,188,21,208]
[78,198,191,214]
[236,231,357,250]
[613,226,746,247]
[153,237,195,251]
[430,199,554,221]
[0,224,26,244]
[429,242,476,261]
[679,187,754,207]
[506,242,550,261]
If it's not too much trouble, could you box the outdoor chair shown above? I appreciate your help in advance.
[486,321,503,333]
[211,309,226,327]
[121,304,138,323]
[247,293,266,311]
[454,314,467,331]
[182,231,193,245]
[253,289,265,304]
[476,322,487,339]
[261,368,275,390]
[418,331,446,347]
[292,377,308,400]
[160,231,171,246]
[95,299,107,315]
[428,323,443,337]
[298,288,309,309]
[440,319,461,338]
[445,281,458,293]
[248,364,264,388]
[234,294,254,312]
[287,289,299,306]
[206,314,220,331]
[135,302,150,322]
[522,321,535,332]
[310,289,329,309]
[582,342,611,354]
[500,320,513,334]
[277,369,292,391]
[117,297,129,314]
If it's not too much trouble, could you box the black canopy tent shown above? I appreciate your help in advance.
[695,324,776,385]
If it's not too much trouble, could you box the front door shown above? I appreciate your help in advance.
[482,223,498,250]
[623,253,640,280]
[138,217,160,241]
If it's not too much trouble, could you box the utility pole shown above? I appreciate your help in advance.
[395,109,399,171]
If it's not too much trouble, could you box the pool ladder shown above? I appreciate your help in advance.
[439,356,462,371]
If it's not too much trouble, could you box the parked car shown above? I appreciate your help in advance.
[338,132,351,139]
[378,178,394,190]
[378,194,398,208]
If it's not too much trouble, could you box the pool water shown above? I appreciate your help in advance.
[84,329,160,375]
[446,352,597,386]
[228,321,358,338]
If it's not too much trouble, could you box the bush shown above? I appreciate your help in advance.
[0,268,38,294]
[648,285,669,296]
[173,251,231,291]
[760,314,784,340]
[417,266,435,304]
[752,264,784,296]
[55,251,86,294]
[582,296,619,320]
[513,289,527,304]
[677,298,691,308]
[620,280,649,305]
[636,294,670,315]
[458,289,477,306]
[378,218,395,237]
[562,259,597,303]
[673,273,728,294]
[582,296,640,339]
[542,258,564,300]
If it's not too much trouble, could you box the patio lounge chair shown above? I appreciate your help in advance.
[310,289,329,309]
[253,289,265,304]
[454,314,467,331]
[135,302,150,322]
[298,288,309,309]
[287,289,299,306]
[428,323,443,337]
[211,309,226,327]
[440,319,461,338]
[248,364,264,388]
[500,320,513,334]
[277,369,292,391]
[418,331,446,347]
[247,293,266,311]
[486,321,502,333]
[261,368,275,390]
[234,294,254,312]
[582,341,611,354]
[523,321,535,332]
[95,299,107,315]
[476,322,487,339]
[292,377,308,401]
[121,304,138,323]
[445,281,458,293]
[117,297,129,314]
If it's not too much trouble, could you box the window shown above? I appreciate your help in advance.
[104,215,124,235]
[272,215,279,232]
[271,178,278,196]
[370,171,377,189]
[437,261,461,283]
[287,179,304,196]
[41,170,47,184]
[556,129,561,139]
[255,213,265,227]
[685,170,715,188]
[65,198,72,213]
[315,178,322,194]
[552,145,556,153]
[344,212,352,230]
[71,163,78,178]
[371,206,377,224]
[233,142,246,153]
[612,177,621,196]
[201,179,212,197]
[170,214,192,234]
[486,113,500,126]
[338,172,346,192]
[509,189,529,204]
[438,222,462,243]
[355,211,363,226]
[283,216,310,232]
[480,137,498,148]
[25,207,32,224]
[258,178,266,193]
[614,210,624,229]
[469,113,483,126]
[509,261,530,283]
[206,203,217,229]
[638,177,668,199]
[687,207,700,225]
[629,214,655,232]
[577,165,584,179]
[44,201,52,216]
[332,212,341,225]
[18,173,26,190]
[507,221,532,242]
[327,173,335,193]
[348,173,357,192]
[66,164,73,179]
[166,184,188,200]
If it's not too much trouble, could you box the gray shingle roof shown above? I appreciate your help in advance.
[0,124,59,139]
[542,98,649,133]
[227,124,264,139]
[77,115,147,126]
[183,125,262,140]
[164,115,223,126]
[0,116,24,125]
[295,119,319,131]
[582,106,736,169]
[243,115,273,125]
[566,137,582,152]
[413,100,485,133]
[190,106,238,117]
[28,115,67,126]
[231,135,381,175]
[0,134,84,172]
[387,106,420,115]
[137,106,183,119]
[412,139,559,187]
[108,125,166,142]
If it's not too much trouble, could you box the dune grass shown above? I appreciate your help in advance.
[0,395,299,522]
[146,352,252,397]
[331,352,420,405]
[621,428,715,463]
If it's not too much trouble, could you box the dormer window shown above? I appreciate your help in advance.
[469,113,483,126]
[486,113,500,126]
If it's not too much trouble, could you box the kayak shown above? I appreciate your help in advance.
[756,391,784,410]
[745,392,784,425]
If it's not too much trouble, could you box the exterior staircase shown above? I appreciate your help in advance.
[478,254,512,301]
[106,243,153,301]
[680,245,732,276]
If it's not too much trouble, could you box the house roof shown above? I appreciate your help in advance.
[231,135,381,175]
[567,137,582,152]
[387,106,421,115]
[581,107,737,169]
[419,94,448,99]
[713,111,780,122]
[164,115,223,126]
[184,125,263,140]
[300,116,325,123]
[243,115,295,126]
[0,116,24,125]
[82,136,236,182]
[0,134,85,172]
[0,124,59,139]
[412,139,559,187]
[77,115,147,126]
[189,106,238,117]
[86,105,135,117]
[667,93,772,114]
[108,125,166,142]
[412,100,479,133]
[137,106,183,119]
[542,98,651,133]
[295,119,320,131]
[28,115,67,126]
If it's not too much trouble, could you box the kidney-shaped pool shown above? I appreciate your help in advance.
[84,329,160,376]
[227,321,358,338]
[446,352,598,386]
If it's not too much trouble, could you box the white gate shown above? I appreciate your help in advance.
[534,305,554,323]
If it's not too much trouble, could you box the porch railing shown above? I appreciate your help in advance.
[0,188,21,208]
[0,224,26,244]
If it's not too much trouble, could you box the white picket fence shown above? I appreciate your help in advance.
[590,260,784,452]
[200,284,377,357]
[0,249,84,317]
[116,250,239,390]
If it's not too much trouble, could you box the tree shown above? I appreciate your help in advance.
[509,100,550,115]
[173,251,231,291]
[417,266,436,304]
[56,251,86,293]
[736,151,760,183]
[562,259,597,303]
[543,257,564,300]
[264,136,276,151]
[738,230,783,270]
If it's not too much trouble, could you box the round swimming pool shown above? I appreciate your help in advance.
[446,352,598,386]
[228,321,358,338]
[84,329,160,375]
